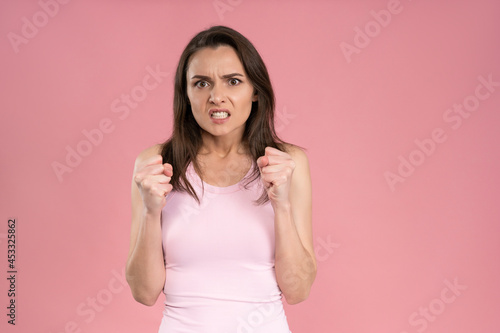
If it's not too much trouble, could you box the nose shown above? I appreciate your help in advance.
[209,84,226,104]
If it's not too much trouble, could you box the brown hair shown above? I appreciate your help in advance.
[160,25,300,205]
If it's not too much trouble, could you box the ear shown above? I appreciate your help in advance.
[252,92,258,102]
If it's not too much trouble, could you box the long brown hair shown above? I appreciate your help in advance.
[160,25,299,205]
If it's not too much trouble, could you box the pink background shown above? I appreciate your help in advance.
[1,0,499,332]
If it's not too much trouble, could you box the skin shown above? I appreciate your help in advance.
[126,45,316,306]
[185,45,259,183]
[187,45,258,160]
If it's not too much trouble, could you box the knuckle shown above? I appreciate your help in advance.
[133,174,142,184]
[150,184,160,195]
[143,177,154,189]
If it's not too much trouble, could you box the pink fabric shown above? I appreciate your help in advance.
[159,162,291,332]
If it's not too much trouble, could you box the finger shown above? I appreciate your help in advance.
[145,174,171,185]
[264,146,288,157]
[151,183,173,197]
[264,155,292,167]
[260,171,288,187]
[137,154,164,169]
[260,163,290,174]
[260,177,271,189]
[257,164,271,188]
[257,155,269,169]
[163,163,173,177]
[141,163,166,176]
[162,183,173,196]
[139,175,171,192]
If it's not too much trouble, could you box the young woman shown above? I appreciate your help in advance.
[126,25,316,332]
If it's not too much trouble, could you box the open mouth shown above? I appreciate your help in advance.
[209,109,231,119]
[210,111,230,119]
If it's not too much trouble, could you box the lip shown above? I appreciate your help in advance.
[209,108,231,117]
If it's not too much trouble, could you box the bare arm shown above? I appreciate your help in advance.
[274,146,316,304]
[257,145,317,304]
[125,144,172,306]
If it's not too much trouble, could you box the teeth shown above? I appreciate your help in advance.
[211,111,229,119]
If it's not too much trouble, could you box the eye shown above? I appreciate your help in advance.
[228,78,241,86]
[195,80,209,88]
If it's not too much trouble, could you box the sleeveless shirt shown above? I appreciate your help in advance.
[158,161,292,332]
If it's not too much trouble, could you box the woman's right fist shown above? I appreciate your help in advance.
[133,154,173,216]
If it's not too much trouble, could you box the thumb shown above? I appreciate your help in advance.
[257,156,268,170]
[163,163,173,177]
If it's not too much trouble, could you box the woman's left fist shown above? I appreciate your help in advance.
[257,146,296,208]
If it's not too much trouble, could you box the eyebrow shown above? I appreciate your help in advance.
[190,73,245,80]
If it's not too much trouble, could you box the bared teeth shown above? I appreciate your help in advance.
[211,111,229,118]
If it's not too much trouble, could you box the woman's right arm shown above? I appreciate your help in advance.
[125,144,173,306]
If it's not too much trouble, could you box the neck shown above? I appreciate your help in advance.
[198,130,248,159]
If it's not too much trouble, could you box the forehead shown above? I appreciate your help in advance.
[187,45,245,75]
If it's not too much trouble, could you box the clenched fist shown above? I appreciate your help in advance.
[257,146,296,209]
[133,154,173,216]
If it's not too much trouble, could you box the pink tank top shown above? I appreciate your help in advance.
[159,161,291,332]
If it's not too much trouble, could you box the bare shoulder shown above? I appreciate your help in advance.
[282,144,315,268]
[282,143,311,197]
[283,143,310,168]
[135,143,163,165]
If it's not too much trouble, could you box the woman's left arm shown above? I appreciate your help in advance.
[257,145,317,304]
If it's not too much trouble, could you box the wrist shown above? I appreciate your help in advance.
[271,200,291,212]
[142,208,162,220]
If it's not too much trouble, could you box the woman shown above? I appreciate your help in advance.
[126,25,316,332]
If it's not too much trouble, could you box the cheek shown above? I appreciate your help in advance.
[187,91,205,108]
[234,89,255,105]
[187,88,196,102]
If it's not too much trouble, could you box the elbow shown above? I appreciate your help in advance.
[283,287,312,305]
[284,267,317,305]
[285,293,309,305]
[127,282,160,306]
[283,273,316,305]
[132,293,158,307]
[126,272,161,306]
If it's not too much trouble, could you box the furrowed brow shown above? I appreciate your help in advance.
[190,73,244,80]
[190,75,211,81]
[221,73,244,79]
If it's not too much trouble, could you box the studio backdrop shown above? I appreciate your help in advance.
[1,0,499,332]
